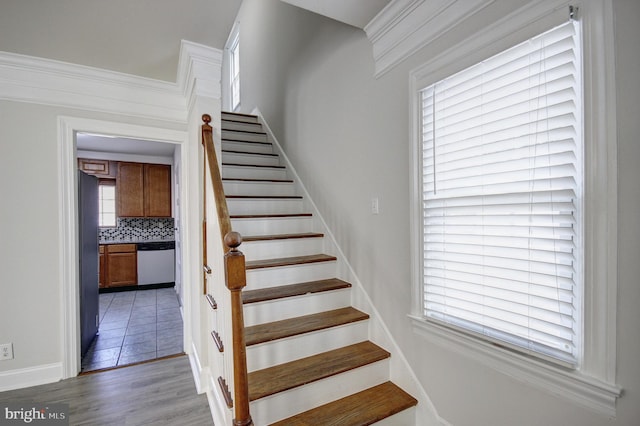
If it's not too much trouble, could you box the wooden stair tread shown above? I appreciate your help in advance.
[221,128,267,136]
[223,177,293,183]
[245,306,368,346]
[222,111,258,119]
[222,138,271,146]
[221,117,260,124]
[222,149,278,157]
[242,278,350,304]
[270,381,418,426]
[246,254,336,270]
[222,162,285,169]
[231,213,312,219]
[226,195,303,199]
[242,232,323,242]
[248,341,388,401]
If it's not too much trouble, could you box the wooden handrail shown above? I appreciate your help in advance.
[201,114,252,425]
[224,232,253,426]
[202,114,232,251]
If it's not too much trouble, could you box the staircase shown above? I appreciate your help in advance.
[220,111,418,425]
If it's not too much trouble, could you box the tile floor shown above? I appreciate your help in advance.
[81,288,184,372]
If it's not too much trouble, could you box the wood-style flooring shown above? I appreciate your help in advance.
[0,355,212,425]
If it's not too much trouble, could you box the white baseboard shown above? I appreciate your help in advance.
[0,363,63,392]
[206,374,231,426]
[187,342,205,394]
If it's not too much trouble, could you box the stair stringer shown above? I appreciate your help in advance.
[251,107,444,426]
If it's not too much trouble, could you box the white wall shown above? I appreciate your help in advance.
[232,0,326,137]
[232,0,640,424]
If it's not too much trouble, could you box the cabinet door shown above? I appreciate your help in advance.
[144,164,172,217]
[106,244,137,287]
[117,162,144,217]
[79,159,110,176]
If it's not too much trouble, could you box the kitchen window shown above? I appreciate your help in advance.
[98,180,116,227]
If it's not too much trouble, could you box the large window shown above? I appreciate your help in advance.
[419,21,581,366]
[229,29,240,111]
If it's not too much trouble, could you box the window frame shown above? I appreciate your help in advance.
[226,23,241,112]
[98,178,116,228]
[408,0,620,415]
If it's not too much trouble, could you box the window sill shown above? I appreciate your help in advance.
[409,315,621,417]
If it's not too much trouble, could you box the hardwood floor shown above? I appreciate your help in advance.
[0,355,213,425]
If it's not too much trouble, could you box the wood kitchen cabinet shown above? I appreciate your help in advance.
[102,244,137,287]
[117,162,171,217]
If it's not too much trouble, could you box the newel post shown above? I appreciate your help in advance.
[224,231,253,426]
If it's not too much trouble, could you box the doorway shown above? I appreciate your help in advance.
[58,116,191,378]
[77,132,183,372]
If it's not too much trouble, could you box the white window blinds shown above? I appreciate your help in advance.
[421,20,581,366]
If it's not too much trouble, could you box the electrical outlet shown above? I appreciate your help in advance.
[0,343,14,360]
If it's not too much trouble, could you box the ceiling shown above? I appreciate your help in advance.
[1,0,390,157]
[0,0,242,82]
[280,0,392,28]
[77,133,177,158]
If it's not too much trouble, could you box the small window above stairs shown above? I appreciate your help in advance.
[211,111,418,424]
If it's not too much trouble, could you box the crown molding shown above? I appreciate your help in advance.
[0,40,223,125]
[177,40,223,113]
[365,0,494,78]
[0,51,188,123]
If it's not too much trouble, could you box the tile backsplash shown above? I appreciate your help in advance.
[99,218,175,243]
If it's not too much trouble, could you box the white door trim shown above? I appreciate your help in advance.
[57,116,190,378]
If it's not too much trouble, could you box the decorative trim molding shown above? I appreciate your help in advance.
[0,51,186,123]
[0,363,63,393]
[411,316,621,417]
[58,116,189,379]
[177,40,223,115]
[364,0,494,78]
[188,342,206,393]
[0,39,221,124]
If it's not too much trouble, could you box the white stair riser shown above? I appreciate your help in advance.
[250,360,390,425]
[374,407,417,426]
[223,165,287,180]
[222,120,263,133]
[221,140,273,155]
[222,151,280,167]
[222,129,267,143]
[227,198,303,215]
[246,262,336,290]
[223,181,296,197]
[246,322,369,372]
[231,217,314,236]
[222,113,258,124]
[243,289,351,327]
[242,237,324,261]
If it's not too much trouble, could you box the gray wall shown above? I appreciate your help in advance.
[0,100,185,374]
[233,0,640,425]
[233,0,326,138]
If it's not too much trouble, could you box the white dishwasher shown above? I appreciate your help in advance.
[137,241,175,285]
